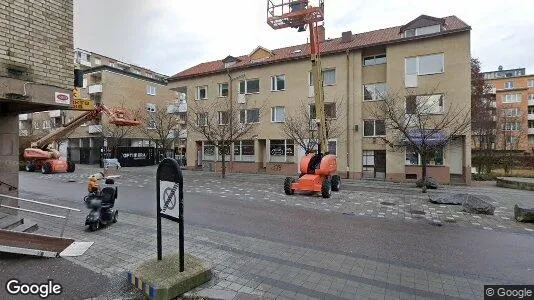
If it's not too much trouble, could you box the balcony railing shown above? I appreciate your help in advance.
[167,102,187,114]
[78,60,92,67]
[529,114,534,121]
[88,84,103,94]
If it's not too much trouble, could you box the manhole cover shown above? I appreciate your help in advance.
[380,201,396,206]
[409,209,426,215]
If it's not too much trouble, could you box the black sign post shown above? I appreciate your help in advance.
[156,158,184,272]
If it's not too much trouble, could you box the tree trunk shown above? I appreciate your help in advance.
[221,152,226,179]
[421,152,427,193]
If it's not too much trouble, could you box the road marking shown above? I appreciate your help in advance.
[483,227,493,230]
[525,228,534,232]
[471,222,480,225]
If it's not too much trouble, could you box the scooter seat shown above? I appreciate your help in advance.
[100,187,117,208]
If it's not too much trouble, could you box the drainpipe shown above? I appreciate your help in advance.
[345,50,350,179]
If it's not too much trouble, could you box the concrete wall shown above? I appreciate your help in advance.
[0,115,19,212]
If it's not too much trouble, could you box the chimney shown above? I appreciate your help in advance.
[317,25,325,42]
[341,30,352,43]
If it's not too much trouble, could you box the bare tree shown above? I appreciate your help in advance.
[281,98,345,153]
[187,71,260,178]
[471,58,497,174]
[367,88,471,190]
[138,103,181,158]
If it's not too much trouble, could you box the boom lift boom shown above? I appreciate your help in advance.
[24,88,140,174]
[267,0,341,198]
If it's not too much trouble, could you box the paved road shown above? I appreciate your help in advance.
[18,173,534,286]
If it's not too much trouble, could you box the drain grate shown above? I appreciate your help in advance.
[380,201,396,206]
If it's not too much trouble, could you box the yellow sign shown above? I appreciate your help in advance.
[72,99,95,110]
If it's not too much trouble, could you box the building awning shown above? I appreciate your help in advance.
[403,130,446,147]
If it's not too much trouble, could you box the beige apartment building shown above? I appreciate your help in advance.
[169,15,472,184]
[482,67,534,152]
[19,49,186,165]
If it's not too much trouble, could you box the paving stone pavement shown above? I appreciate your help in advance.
[12,189,519,300]
[36,165,534,235]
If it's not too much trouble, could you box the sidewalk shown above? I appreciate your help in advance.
[13,191,513,300]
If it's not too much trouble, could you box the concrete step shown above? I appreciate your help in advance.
[12,219,39,233]
[0,215,23,230]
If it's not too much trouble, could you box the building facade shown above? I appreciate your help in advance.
[482,67,534,152]
[169,15,472,184]
[1,0,74,204]
[19,49,186,165]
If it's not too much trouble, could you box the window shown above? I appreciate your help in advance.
[133,69,140,75]
[504,108,521,117]
[327,140,337,155]
[309,69,336,86]
[406,94,444,114]
[504,81,514,89]
[506,136,518,150]
[218,111,229,125]
[270,75,285,91]
[202,142,215,160]
[239,108,260,124]
[363,120,386,137]
[528,80,534,88]
[271,106,285,123]
[239,79,260,94]
[309,103,336,119]
[529,94,534,100]
[363,54,386,66]
[197,113,208,126]
[405,147,444,166]
[403,25,441,37]
[405,53,444,76]
[502,94,521,103]
[363,83,387,101]
[218,83,228,97]
[269,139,294,161]
[42,120,50,129]
[146,85,156,96]
[234,140,255,161]
[109,62,115,68]
[196,86,207,100]
[503,122,520,131]
[146,103,156,112]
[94,58,101,65]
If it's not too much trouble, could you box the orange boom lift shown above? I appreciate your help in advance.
[267,0,340,198]
[23,88,140,174]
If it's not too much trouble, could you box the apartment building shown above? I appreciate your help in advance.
[482,67,534,152]
[19,49,186,165]
[169,15,472,184]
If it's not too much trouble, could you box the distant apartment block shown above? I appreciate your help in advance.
[482,66,534,152]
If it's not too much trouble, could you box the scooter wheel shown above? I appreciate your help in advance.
[112,211,118,223]
[89,222,100,231]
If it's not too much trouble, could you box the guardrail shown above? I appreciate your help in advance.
[0,194,80,237]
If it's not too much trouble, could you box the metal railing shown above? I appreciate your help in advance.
[0,194,80,237]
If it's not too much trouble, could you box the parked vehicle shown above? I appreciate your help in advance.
[84,182,118,231]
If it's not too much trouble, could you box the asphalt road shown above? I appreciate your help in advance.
[18,174,534,285]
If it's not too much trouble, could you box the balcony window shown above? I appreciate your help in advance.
[271,106,285,123]
[502,94,521,103]
[406,94,444,114]
[363,120,386,137]
[503,122,521,131]
[363,54,386,66]
[504,81,514,89]
[196,86,208,100]
[504,108,521,117]
[218,83,228,97]
[363,83,387,101]
[239,108,260,124]
[239,79,260,94]
[405,53,444,76]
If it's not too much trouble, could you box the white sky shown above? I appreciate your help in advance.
[74,0,534,76]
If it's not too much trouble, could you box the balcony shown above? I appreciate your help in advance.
[88,84,103,94]
[88,125,102,134]
[78,60,92,67]
[529,128,534,135]
[167,101,187,114]
[528,99,534,106]
[19,114,31,121]
[529,114,534,121]
[48,110,61,118]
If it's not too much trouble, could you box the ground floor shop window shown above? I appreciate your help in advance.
[270,139,294,162]
[202,142,215,161]
[234,140,255,162]
[405,147,443,166]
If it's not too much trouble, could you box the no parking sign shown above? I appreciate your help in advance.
[156,158,184,271]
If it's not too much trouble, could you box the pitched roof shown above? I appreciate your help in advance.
[169,15,470,82]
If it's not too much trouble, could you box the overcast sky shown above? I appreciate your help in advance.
[74,0,534,76]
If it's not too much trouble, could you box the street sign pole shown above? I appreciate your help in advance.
[156,158,184,271]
